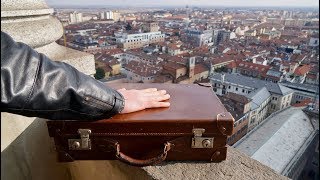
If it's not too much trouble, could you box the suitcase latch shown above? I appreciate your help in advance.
[191,128,214,148]
[68,129,92,150]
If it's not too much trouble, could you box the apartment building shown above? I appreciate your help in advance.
[211,73,293,116]
[281,82,319,105]
[184,29,214,47]
[246,87,271,131]
[219,93,251,145]
[115,31,165,49]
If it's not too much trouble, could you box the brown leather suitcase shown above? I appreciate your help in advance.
[47,83,234,166]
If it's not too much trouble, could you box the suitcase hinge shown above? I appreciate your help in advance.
[191,128,214,148]
[68,129,92,150]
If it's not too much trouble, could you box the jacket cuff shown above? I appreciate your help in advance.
[110,90,125,115]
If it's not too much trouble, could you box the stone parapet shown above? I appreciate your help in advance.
[1,1,95,179]
[2,16,63,48]
[67,147,289,180]
[1,0,95,75]
[35,42,95,75]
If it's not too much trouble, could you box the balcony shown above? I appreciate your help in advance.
[1,0,289,179]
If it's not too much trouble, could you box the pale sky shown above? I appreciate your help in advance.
[46,0,319,7]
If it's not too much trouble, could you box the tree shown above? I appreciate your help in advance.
[125,23,132,31]
[94,67,105,80]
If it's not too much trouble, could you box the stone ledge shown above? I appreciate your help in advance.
[1,0,50,11]
[141,147,289,180]
[1,16,63,48]
[68,147,289,180]
[35,42,96,76]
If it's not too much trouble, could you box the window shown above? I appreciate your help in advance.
[228,86,231,89]
[242,89,245,93]
[236,87,238,91]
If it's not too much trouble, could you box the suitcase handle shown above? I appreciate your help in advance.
[115,142,172,167]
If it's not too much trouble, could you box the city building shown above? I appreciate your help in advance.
[99,12,105,19]
[213,29,231,45]
[121,61,159,83]
[246,87,271,131]
[115,31,165,49]
[234,107,318,180]
[99,10,121,21]
[309,35,319,47]
[106,11,113,20]
[219,92,251,145]
[113,11,121,22]
[280,82,319,105]
[184,29,213,47]
[211,73,293,115]
[69,11,83,24]
[155,57,210,84]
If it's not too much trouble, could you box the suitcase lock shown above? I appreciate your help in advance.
[191,128,214,148]
[68,129,92,150]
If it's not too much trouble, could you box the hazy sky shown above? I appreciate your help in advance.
[46,0,319,7]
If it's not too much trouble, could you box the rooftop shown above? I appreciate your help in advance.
[211,73,293,95]
[246,87,271,110]
[234,107,315,173]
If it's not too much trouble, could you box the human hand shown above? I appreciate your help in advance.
[117,88,170,114]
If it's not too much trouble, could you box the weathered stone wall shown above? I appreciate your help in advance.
[1,0,95,179]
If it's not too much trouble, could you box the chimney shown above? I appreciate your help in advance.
[252,58,256,64]
[221,73,225,84]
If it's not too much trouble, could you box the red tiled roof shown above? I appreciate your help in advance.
[123,61,159,77]
[101,65,112,72]
[108,59,120,66]
[194,63,209,75]
[292,99,312,107]
[306,73,318,80]
[104,48,123,55]
[167,56,188,65]
[163,61,186,70]
[236,61,271,76]
[227,61,237,69]
[153,74,173,83]
[209,55,235,65]
[168,44,180,50]
[294,64,311,76]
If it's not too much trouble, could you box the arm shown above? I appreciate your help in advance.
[1,31,170,120]
[1,31,125,120]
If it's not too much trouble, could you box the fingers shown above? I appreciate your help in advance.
[146,101,171,108]
[142,88,158,92]
[152,94,170,101]
[144,90,167,96]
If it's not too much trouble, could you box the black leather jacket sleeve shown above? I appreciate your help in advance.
[1,31,125,120]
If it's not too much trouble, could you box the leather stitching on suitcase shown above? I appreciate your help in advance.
[61,132,192,136]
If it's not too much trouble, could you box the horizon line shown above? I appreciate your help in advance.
[49,4,320,8]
